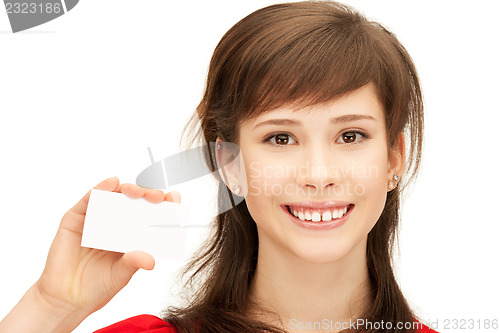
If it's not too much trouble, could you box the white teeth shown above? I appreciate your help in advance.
[322,211,332,221]
[311,212,321,222]
[289,205,350,222]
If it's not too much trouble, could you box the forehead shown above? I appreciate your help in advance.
[242,83,384,127]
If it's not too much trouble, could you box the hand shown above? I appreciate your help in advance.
[33,177,181,317]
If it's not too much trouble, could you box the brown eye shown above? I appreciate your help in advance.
[264,133,297,146]
[275,134,290,145]
[343,132,356,143]
[337,131,366,145]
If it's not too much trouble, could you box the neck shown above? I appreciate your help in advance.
[246,235,372,332]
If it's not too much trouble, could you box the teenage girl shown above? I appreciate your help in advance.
[0,2,438,332]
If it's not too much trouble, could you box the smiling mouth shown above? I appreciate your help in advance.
[284,204,354,222]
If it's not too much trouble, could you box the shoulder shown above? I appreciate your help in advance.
[93,314,177,333]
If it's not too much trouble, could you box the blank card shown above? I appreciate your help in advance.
[81,189,190,260]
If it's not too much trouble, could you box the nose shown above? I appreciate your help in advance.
[296,144,338,193]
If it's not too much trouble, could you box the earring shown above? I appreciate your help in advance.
[216,143,221,150]
[232,185,241,195]
[388,174,399,190]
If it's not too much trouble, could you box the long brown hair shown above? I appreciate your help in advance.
[161,1,424,332]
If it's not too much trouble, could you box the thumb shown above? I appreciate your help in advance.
[95,176,120,191]
[111,251,155,287]
[119,251,156,272]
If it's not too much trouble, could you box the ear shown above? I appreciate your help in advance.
[215,137,247,197]
[387,132,405,188]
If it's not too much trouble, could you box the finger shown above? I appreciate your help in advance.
[69,176,120,217]
[117,183,165,203]
[115,183,145,199]
[143,189,165,203]
[164,191,181,204]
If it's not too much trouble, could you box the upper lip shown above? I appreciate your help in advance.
[282,201,352,209]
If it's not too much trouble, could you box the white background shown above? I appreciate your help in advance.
[1,1,499,332]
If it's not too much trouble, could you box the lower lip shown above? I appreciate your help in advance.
[281,204,354,230]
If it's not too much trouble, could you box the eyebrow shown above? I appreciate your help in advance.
[253,114,377,129]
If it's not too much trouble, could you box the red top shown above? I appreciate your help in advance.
[94,315,178,333]
[94,314,439,332]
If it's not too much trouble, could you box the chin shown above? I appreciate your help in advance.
[289,240,354,265]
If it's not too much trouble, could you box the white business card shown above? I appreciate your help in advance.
[81,189,190,260]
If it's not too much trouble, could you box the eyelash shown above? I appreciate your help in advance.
[262,130,369,148]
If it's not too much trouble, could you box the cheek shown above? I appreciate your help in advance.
[348,145,389,225]
[243,170,275,232]
[351,159,387,195]
[346,138,388,180]
[241,153,291,228]
[244,155,289,198]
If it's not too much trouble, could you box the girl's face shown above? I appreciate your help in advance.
[218,83,402,264]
